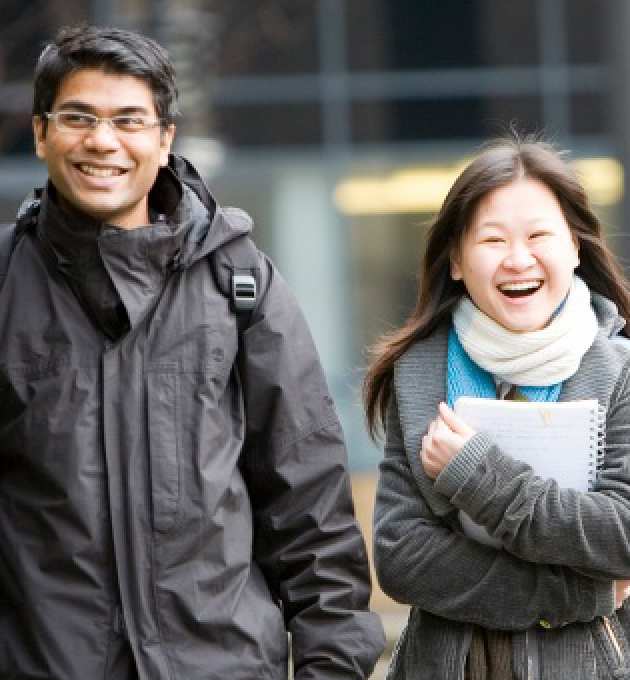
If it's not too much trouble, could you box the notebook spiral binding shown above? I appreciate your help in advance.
[587,403,607,490]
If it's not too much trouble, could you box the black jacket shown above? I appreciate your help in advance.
[0,157,385,679]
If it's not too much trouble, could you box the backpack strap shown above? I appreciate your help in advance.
[0,221,18,291]
[210,232,264,333]
[174,159,260,331]
[0,198,40,291]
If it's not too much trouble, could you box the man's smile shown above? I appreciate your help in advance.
[75,163,131,178]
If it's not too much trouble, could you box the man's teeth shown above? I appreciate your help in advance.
[499,281,541,292]
[79,164,125,178]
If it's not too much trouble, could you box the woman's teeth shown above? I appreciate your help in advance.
[498,281,542,297]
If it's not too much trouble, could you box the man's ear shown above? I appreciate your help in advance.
[159,124,176,167]
[33,116,47,161]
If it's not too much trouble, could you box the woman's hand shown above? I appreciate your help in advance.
[420,402,476,480]
[615,580,630,609]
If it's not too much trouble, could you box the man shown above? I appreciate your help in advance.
[0,25,384,679]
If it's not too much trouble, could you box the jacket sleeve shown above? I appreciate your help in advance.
[433,360,630,580]
[239,256,385,680]
[374,395,615,631]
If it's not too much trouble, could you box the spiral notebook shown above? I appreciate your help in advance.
[453,397,605,548]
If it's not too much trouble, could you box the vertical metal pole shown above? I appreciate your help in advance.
[609,0,630,270]
[144,0,171,45]
[537,0,571,144]
[89,0,115,26]
[317,0,351,151]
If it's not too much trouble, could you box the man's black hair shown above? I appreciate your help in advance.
[33,25,179,132]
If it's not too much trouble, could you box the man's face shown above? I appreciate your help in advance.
[33,68,175,229]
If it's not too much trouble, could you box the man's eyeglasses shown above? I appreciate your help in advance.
[44,111,163,134]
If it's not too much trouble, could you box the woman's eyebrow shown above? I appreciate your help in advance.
[476,220,505,229]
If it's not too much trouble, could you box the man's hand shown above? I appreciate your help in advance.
[420,402,476,480]
[615,580,630,609]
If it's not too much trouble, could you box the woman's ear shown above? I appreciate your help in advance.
[450,251,463,280]
[571,233,580,270]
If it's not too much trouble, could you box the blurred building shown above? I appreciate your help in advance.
[0,0,628,638]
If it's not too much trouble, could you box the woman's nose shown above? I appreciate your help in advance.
[503,243,536,270]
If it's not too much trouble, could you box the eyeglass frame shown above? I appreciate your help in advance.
[42,111,165,134]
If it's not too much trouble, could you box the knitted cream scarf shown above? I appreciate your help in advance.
[452,276,598,386]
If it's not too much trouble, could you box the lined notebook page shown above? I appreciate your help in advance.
[453,397,602,547]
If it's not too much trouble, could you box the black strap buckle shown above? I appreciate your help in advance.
[232,273,257,311]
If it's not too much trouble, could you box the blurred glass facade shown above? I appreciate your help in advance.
[0,0,625,472]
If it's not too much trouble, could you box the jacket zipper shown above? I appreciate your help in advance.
[113,605,128,640]
[526,629,540,680]
[602,616,624,665]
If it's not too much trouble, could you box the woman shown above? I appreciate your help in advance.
[365,136,630,680]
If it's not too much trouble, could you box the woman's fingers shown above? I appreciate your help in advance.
[438,401,475,437]
[421,421,459,480]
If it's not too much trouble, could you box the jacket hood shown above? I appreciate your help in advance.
[166,154,252,268]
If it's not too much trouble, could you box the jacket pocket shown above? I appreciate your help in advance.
[147,372,180,533]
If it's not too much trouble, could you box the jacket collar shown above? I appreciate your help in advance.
[39,164,186,267]
[25,155,254,331]
[38,169,191,328]
[395,325,452,516]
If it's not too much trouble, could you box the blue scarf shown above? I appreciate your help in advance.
[446,326,562,407]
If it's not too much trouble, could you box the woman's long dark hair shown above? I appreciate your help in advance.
[363,135,630,438]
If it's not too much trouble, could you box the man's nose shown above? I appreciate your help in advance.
[82,121,121,151]
[503,242,536,269]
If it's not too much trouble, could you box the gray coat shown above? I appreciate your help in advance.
[374,294,630,680]
[0,158,385,679]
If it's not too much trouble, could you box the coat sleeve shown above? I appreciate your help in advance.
[433,360,630,581]
[238,256,385,680]
[373,395,615,631]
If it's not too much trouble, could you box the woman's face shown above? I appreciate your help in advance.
[450,177,580,332]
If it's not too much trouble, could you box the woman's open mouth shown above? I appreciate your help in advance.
[497,280,543,298]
